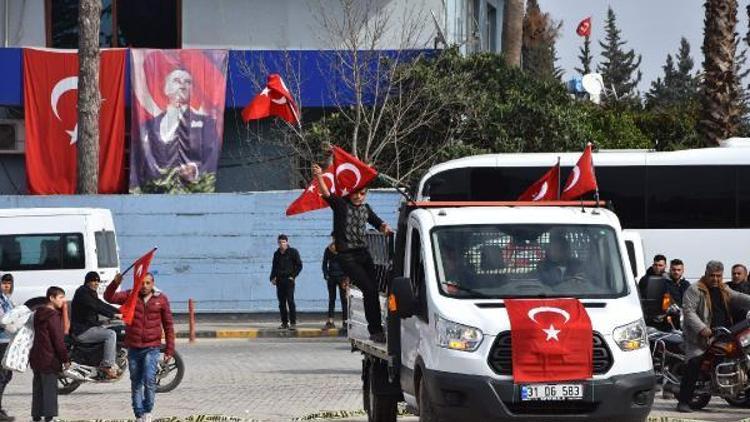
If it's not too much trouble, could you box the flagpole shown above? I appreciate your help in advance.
[556,156,561,200]
[121,247,158,275]
[377,173,415,203]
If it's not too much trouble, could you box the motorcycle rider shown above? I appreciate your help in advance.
[104,272,175,422]
[677,260,750,413]
[664,259,690,307]
[71,272,122,379]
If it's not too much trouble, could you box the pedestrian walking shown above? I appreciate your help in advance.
[322,235,349,329]
[104,272,175,422]
[29,287,69,422]
[269,234,303,330]
[313,164,392,343]
[0,274,15,421]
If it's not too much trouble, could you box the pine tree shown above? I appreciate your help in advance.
[522,0,562,80]
[597,7,642,99]
[646,38,701,110]
[575,36,593,75]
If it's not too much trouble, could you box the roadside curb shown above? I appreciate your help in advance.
[176,328,346,339]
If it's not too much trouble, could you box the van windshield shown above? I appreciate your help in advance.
[431,224,628,299]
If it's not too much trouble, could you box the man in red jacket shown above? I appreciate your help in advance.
[104,273,174,422]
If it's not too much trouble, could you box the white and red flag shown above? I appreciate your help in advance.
[505,298,593,382]
[23,48,127,194]
[120,248,157,325]
[242,74,300,125]
[331,146,378,196]
[517,163,560,201]
[576,17,592,37]
[286,164,335,216]
[561,143,597,200]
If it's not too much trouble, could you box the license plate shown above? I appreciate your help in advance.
[520,383,583,401]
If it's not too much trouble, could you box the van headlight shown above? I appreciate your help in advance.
[436,315,483,352]
[613,319,647,351]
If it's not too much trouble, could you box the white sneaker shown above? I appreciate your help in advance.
[143,413,152,422]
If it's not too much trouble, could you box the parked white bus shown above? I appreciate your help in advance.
[417,140,750,281]
[0,208,120,305]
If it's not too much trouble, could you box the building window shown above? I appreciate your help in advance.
[487,3,498,52]
[46,0,181,48]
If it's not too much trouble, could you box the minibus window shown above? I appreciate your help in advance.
[95,231,118,268]
[0,233,84,271]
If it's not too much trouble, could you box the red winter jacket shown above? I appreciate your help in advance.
[30,306,70,373]
[104,283,175,357]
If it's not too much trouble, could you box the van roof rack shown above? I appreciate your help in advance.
[408,200,607,208]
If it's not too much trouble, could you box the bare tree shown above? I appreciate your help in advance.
[76,0,101,194]
[502,0,525,67]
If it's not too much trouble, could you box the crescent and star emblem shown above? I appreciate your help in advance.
[322,172,336,195]
[50,76,79,144]
[564,166,580,192]
[527,306,570,342]
[532,181,548,201]
[335,163,362,196]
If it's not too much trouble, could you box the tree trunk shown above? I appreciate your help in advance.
[699,0,738,146]
[76,0,101,194]
[502,0,524,67]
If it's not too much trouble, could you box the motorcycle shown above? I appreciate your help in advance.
[652,312,750,410]
[57,321,185,395]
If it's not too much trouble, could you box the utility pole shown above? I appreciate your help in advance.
[76,0,101,194]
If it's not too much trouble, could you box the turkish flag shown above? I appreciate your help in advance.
[505,298,593,382]
[332,146,378,196]
[241,74,300,125]
[23,48,127,194]
[286,164,335,216]
[576,17,592,37]
[517,163,560,201]
[120,248,157,325]
[561,143,597,200]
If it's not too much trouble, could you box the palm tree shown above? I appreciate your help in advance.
[698,0,739,146]
[77,0,102,194]
[502,0,525,67]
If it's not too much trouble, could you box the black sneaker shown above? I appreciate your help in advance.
[324,321,335,329]
[369,332,386,343]
[0,409,15,421]
[278,323,289,330]
[676,402,693,413]
[289,323,297,330]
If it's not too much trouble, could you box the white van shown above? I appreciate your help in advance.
[349,164,655,422]
[0,208,120,304]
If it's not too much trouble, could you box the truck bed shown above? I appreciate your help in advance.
[348,287,389,360]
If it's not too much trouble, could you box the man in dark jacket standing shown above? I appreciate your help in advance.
[638,254,668,299]
[269,234,303,330]
[105,272,175,422]
[30,286,69,422]
[322,236,349,329]
[71,272,121,378]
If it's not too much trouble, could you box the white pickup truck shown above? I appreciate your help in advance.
[348,167,654,422]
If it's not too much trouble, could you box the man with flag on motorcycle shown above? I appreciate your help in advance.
[678,260,750,413]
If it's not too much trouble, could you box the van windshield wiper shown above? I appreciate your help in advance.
[442,282,493,298]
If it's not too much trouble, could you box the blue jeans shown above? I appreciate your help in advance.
[128,347,160,417]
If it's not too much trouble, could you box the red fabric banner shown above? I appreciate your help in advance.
[561,143,597,200]
[286,164,335,216]
[242,74,300,125]
[121,248,157,325]
[517,163,560,201]
[332,146,378,196]
[505,298,593,382]
[23,48,127,194]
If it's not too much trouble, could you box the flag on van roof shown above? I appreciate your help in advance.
[517,162,560,201]
[561,143,597,200]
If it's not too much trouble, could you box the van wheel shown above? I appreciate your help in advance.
[418,377,440,422]
[366,361,397,422]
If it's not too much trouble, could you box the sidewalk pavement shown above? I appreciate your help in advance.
[173,312,348,339]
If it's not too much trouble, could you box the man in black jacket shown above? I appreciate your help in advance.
[638,254,667,299]
[71,271,121,378]
[270,234,303,329]
[322,235,349,329]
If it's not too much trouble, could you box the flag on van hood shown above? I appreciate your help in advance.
[121,248,156,325]
[505,298,593,382]
[517,163,560,201]
[561,143,597,200]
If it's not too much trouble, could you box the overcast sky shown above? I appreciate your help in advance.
[537,0,750,93]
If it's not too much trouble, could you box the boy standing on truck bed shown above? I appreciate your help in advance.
[313,164,392,343]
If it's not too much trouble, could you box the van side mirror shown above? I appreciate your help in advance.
[390,276,416,319]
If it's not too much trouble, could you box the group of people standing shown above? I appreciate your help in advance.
[638,254,750,413]
[0,270,175,422]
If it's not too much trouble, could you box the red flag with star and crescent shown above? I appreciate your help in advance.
[120,248,157,326]
[576,17,592,37]
[505,298,593,382]
[331,146,378,196]
[23,48,127,194]
[285,164,335,216]
[241,74,300,125]
[517,163,560,201]
[561,143,597,200]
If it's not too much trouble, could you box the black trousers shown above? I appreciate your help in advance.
[338,248,382,334]
[0,344,12,409]
[32,371,58,420]
[276,277,296,325]
[678,356,703,404]
[327,276,348,321]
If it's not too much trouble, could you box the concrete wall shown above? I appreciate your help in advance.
[0,191,402,312]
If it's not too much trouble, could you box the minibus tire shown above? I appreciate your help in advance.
[367,365,397,422]
[418,377,439,422]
